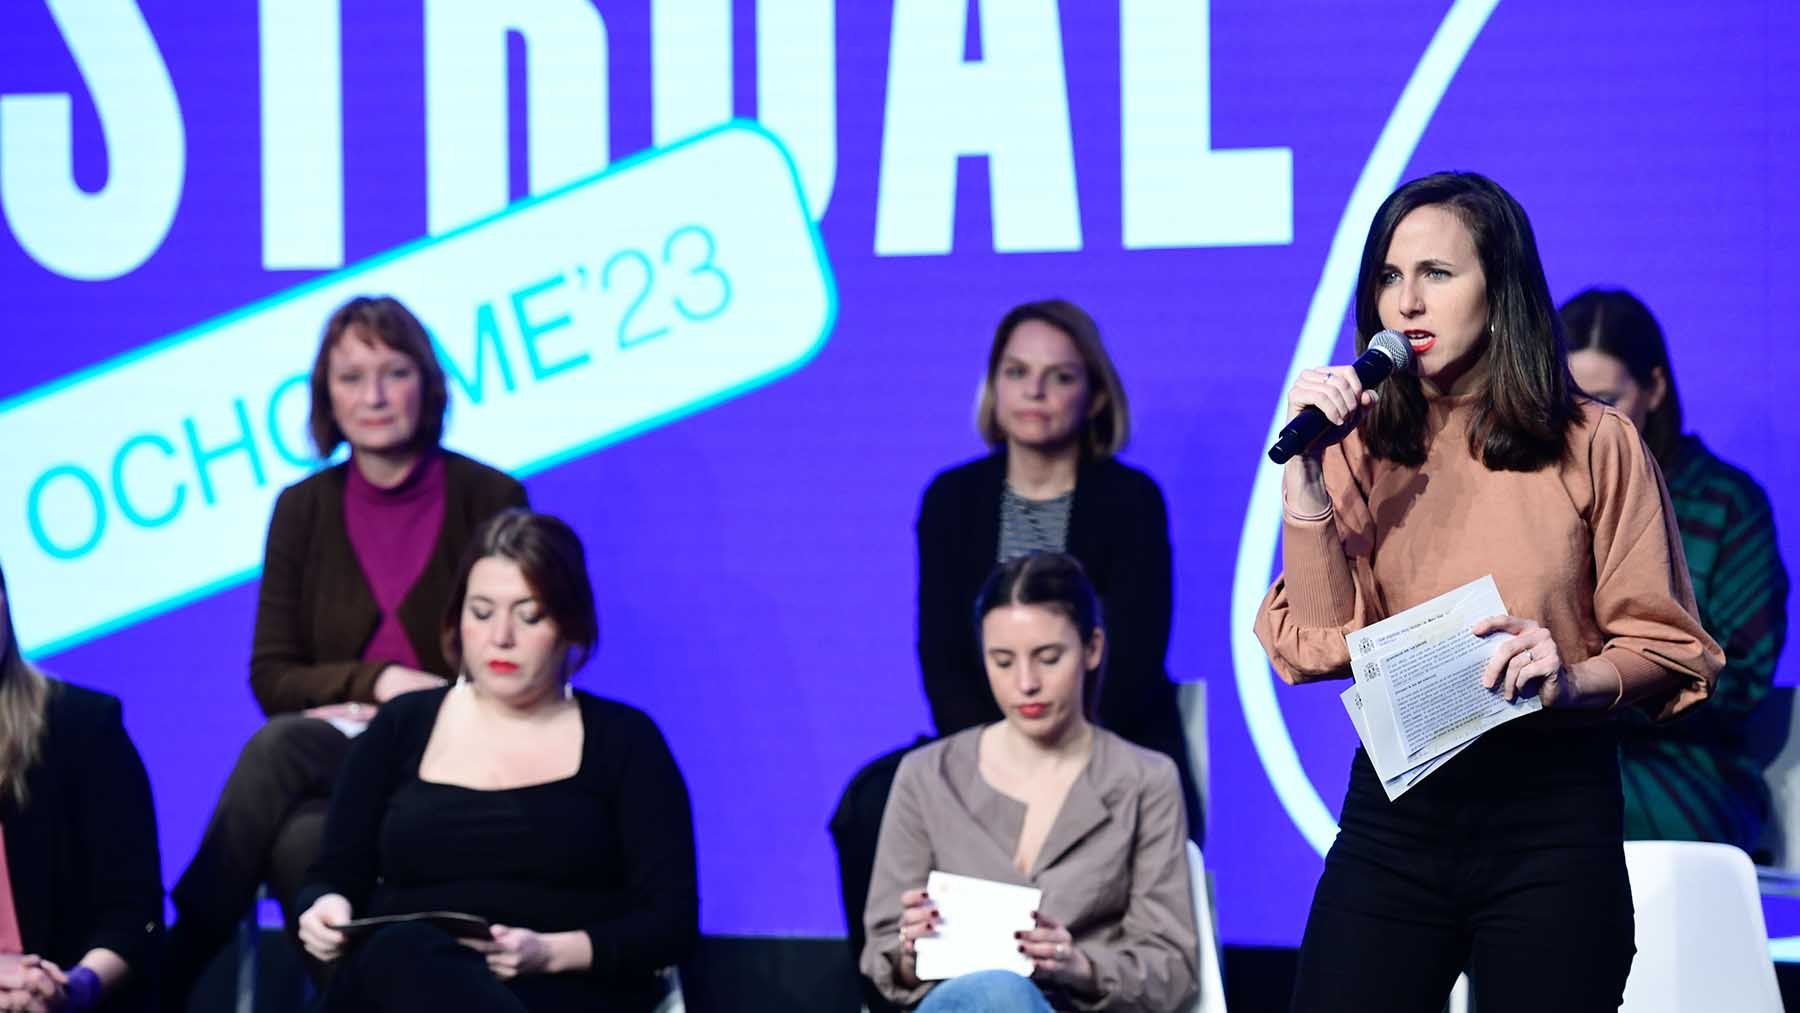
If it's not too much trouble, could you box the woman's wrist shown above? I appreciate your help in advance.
[1281,457,1332,520]
[1563,658,1624,710]
[543,930,593,975]
[1060,947,1099,996]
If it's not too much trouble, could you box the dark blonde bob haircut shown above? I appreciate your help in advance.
[975,299,1132,459]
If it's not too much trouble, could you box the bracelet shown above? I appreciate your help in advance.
[64,966,102,1012]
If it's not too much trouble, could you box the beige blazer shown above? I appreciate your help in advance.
[861,726,1198,1011]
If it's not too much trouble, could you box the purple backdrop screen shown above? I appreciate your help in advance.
[2,1,1796,948]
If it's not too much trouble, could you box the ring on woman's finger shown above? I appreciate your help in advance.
[1055,942,1067,958]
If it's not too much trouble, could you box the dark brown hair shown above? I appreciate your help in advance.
[976,300,1132,459]
[973,551,1105,719]
[308,295,450,458]
[440,510,599,678]
[1560,288,1683,465]
[1353,172,1578,471]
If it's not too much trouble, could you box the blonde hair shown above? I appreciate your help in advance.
[975,300,1131,459]
[0,567,49,806]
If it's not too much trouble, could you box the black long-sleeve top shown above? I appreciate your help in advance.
[298,687,698,1004]
[3,681,163,1012]
[915,451,1177,737]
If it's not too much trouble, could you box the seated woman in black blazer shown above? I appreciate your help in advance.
[162,296,525,1007]
[296,509,698,1013]
[0,562,163,1012]
[916,299,1201,837]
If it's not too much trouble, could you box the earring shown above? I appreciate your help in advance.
[562,681,574,701]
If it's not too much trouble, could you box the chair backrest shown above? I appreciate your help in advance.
[1177,680,1210,829]
[1185,841,1228,1013]
[1749,685,1800,867]
[1619,841,1782,1013]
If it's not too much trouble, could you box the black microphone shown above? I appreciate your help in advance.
[1267,330,1413,464]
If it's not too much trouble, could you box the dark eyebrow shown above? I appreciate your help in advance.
[1381,257,1456,272]
[1002,354,1083,371]
[468,594,538,607]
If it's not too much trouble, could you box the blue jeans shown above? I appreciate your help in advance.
[917,970,1053,1012]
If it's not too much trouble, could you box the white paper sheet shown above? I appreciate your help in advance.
[1342,683,1473,800]
[912,870,1042,982]
[1340,575,1541,794]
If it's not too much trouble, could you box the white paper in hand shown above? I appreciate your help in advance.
[913,870,1042,982]
[1345,575,1540,785]
[1341,683,1474,800]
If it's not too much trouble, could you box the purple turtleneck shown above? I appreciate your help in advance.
[344,451,446,670]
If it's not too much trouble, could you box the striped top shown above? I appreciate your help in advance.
[998,484,1074,562]
[1620,434,1790,853]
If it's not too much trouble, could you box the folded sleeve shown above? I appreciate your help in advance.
[1253,447,1381,683]
[1586,414,1723,718]
[860,752,937,1009]
[1075,758,1199,1011]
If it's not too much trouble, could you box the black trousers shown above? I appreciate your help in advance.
[1291,724,1636,1013]
[163,715,353,1008]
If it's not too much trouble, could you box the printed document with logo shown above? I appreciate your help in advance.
[1341,684,1475,800]
[1341,575,1541,796]
[913,870,1042,982]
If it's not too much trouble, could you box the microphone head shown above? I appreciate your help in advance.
[1366,329,1413,374]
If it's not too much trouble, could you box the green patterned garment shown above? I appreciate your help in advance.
[1619,435,1790,854]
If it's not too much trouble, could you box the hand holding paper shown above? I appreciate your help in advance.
[912,870,1042,982]
[1340,576,1542,799]
[1471,613,1613,709]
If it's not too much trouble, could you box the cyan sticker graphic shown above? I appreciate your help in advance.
[2,120,837,656]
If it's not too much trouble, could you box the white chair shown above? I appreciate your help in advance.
[652,966,686,1013]
[1447,842,1779,1013]
[1619,840,1781,1013]
[1748,686,1800,892]
[1177,680,1211,834]
[1184,841,1228,1013]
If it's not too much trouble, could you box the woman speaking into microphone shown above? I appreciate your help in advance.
[1253,172,1720,1012]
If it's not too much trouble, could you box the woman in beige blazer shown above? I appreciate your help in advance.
[861,552,1198,1012]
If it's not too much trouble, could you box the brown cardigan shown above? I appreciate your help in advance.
[248,450,527,715]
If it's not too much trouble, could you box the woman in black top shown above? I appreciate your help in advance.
[916,300,1200,836]
[163,296,525,1009]
[0,563,163,1012]
[296,511,697,1012]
